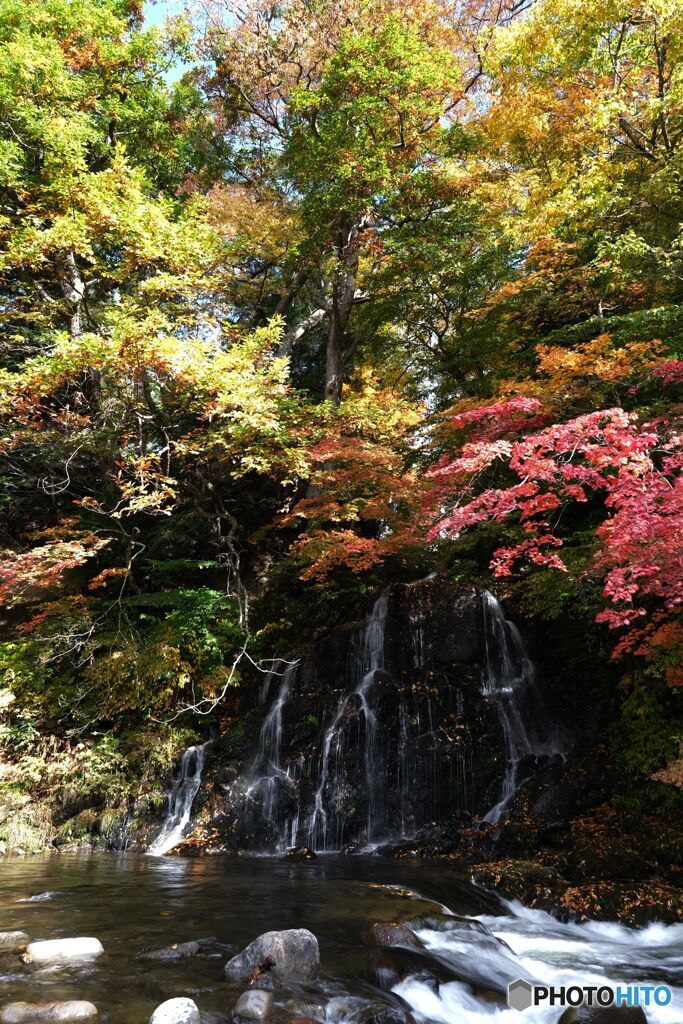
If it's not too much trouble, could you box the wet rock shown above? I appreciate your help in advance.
[25,937,104,962]
[285,846,317,862]
[225,929,320,983]
[369,923,422,949]
[0,932,29,952]
[558,1007,647,1023]
[283,1001,325,1023]
[149,998,201,1024]
[0,1002,98,1023]
[232,991,274,1020]
[324,998,413,1024]
[140,941,200,960]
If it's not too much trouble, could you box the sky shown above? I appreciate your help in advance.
[144,1,192,83]
[144,0,186,29]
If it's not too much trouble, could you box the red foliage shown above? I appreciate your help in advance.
[425,403,682,671]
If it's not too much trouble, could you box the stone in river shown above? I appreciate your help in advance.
[25,938,104,962]
[0,1001,98,1023]
[0,932,29,952]
[370,923,423,948]
[285,846,317,861]
[140,940,199,960]
[148,998,201,1024]
[224,929,320,983]
[559,1007,648,1023]
[233,991,274,1020]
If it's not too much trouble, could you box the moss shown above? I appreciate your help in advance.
[0,798,53,853]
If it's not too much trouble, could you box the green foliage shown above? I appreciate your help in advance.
[611,678,682,782]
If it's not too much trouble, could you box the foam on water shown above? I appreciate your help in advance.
[395,897,683,1024]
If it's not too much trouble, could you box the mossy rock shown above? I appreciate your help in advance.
[472,859,568,905]
[55,808,99,846]
[559,881,683,925]
[0,798,53,853]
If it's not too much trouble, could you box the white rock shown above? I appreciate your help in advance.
[0,1002,98,1023]
[233,991,274,1020]
[26,937,104,962]
[148,998,201,1024]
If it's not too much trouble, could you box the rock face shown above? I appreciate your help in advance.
[25,937,104,962]
[232,991,274,1020]
[224,929,320,983]
[0,931,29,952]
[186,580,512,855]
[0,1003,98,1023]
[148,998,201,1024]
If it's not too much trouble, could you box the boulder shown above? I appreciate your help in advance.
[285,847,317,862]
[0,1002,98,1023]
[0,932,29,952]
[140,940,199,960]
[25,937,104,962]
[224,929,320,983]
[558,1008,648,1024]
[148,998,201,1024]
[369,923,422,949]
[232,991,274,1020]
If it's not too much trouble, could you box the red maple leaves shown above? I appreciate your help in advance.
[425,403,682,678]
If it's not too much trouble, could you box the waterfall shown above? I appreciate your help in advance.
[307,591,389,851]
[148,742,209,856]
[244,663,299,852]
[480,591,564,824]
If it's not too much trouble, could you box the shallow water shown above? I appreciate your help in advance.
[0,854,681,1023]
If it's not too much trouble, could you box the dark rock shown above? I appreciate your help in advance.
[558,1007,648,1024]
[324,998,414,1024]
[224,929,320,983]
[285,846,317,861]
[232,991,274,1020]
[370,923,422,948]
[140,941,199,961]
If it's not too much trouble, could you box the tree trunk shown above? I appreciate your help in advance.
[324,223,360,405]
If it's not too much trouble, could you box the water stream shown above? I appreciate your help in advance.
[244,663,300,853]
[0,854,680,1024]
[148,743,210,856]
[308,591,389,851]
[480,592,567,824]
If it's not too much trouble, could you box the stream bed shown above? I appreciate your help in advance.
[0,854,681,1023]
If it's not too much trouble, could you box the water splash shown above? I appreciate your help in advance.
[148,742,209,855]
[480,591,566,824]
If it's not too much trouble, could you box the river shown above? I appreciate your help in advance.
[0,854,681,1023]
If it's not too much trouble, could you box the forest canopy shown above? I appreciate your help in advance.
[0,0,680,789]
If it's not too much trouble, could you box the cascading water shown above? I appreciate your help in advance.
[480,591,565,824]
[148,741,209,855]
[243,663,299,852]
[307,591,389,851]
[230,582,564,852]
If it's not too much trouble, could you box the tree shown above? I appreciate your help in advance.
[199,0,493,403]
